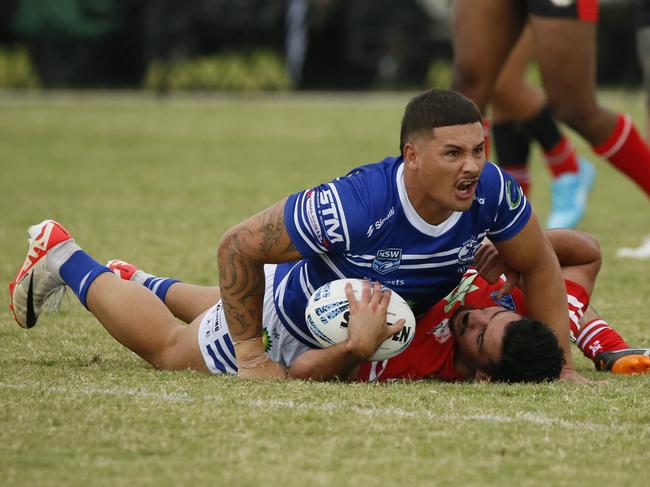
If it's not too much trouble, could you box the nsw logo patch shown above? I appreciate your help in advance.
[372,248,402,274]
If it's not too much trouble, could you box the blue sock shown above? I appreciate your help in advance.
[143,277,179,303]
[59,250,112,308]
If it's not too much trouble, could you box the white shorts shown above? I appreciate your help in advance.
[198,264,312,374]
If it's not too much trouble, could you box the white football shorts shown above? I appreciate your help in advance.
[198,264,312,374]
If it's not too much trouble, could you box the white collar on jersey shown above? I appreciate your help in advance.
[396,162,462,237]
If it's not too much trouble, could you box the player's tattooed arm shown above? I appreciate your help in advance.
[217,197,302,341]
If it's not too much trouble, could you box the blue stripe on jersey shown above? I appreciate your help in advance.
[274,268,322,348]
[206,344,227,374]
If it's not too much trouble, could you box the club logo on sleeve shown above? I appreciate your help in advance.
[505,180,523,210]
[372,248,402,274]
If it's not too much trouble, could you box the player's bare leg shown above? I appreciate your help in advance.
[451,0,527,112]
[9,220,209,372]
[531,15,650,198]
[492,26,545,122]
[86,274,209,371]
[529,17,614,143]
[164,284,220,323]
[108,259,220,323]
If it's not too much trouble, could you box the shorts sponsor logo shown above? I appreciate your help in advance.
[318,188,344,245]
[208,302,223,337]
[372,248,402,274]
[262,328,272,353]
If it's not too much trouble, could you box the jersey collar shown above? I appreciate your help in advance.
[396,162,462,237]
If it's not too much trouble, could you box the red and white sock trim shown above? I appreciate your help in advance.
[595,115,631,159]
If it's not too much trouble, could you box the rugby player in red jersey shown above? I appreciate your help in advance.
[355,229,650,382]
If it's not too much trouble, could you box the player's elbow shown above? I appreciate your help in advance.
[287,361,316,380]
[217,226,244,267]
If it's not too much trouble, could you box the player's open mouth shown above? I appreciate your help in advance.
[455,179,477,199]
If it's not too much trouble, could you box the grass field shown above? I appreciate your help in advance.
[1,90,649,487]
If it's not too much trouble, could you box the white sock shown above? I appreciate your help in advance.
[46,240,82,281]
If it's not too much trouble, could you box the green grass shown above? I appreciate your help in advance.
[1,90,649,487]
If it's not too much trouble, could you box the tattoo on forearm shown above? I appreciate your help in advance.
[217,201,299,340]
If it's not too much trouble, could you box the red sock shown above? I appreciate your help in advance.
[594,114,650,197]
[504,165,531,196]
[543,136,579,178]
[574,318,629,361]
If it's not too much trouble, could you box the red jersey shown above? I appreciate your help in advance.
[356,270,590,382]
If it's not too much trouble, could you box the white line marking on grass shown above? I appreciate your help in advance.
[2,382,648,435]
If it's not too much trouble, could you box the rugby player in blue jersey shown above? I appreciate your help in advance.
[214,89,580,380]
[8,89,583,381]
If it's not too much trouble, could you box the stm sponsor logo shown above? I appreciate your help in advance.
[372,248,402,274]
[318,188,344,245]
[366,207,396,238]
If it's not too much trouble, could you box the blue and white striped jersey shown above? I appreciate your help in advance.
[273,156,531,347]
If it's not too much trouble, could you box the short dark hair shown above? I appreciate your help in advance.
[488,318,565,383]
[399,89,482,155]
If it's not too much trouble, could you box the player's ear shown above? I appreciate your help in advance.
[474,370,491,382]
[403,141,418,168]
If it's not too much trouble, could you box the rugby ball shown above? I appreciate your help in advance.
[305,278,416,361]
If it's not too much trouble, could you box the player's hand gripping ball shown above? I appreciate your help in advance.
[305,278,416,361]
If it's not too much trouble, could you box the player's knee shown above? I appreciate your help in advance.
[583,232,602,274]
[548,99,598,133]
[147,328,186,371]
[451,64,491,111]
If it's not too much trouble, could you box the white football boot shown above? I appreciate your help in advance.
[8,220,71,328]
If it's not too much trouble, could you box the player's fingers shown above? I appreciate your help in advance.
[377,286,392,309]
[495,270,519,299]
[361,279,373,303]
[474,244,487,263]
[384,318,405,340]
[370,281,384,306]
[345,282,359,308]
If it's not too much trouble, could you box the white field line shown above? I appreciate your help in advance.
[2,382,647,435]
